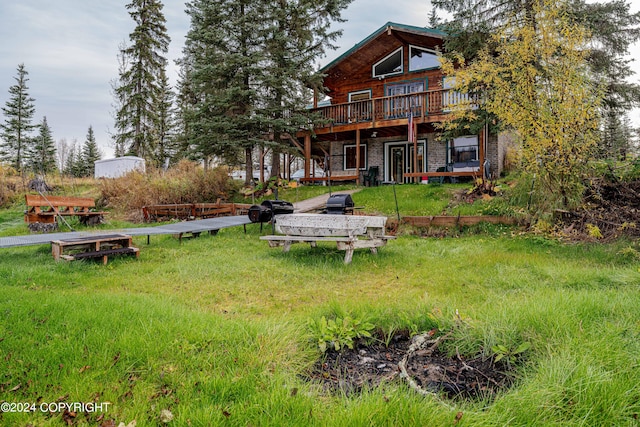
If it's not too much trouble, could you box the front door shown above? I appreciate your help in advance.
[391,146,405,183]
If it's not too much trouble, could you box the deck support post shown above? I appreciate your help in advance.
[304,133,312,180]
[356,129,361,185]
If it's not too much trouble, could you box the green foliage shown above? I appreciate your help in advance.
[28,116,57,175]
[79,125,102,177]
[308,315,374,352]
[2,184,640,425]
[586,223,603,239]
[178,0,352,169]
[492,341,531,367]
[0,64,37,174]
[440,0,604,213]
[113,0,171,164]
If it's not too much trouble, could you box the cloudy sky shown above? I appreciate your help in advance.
[0,0,638,159]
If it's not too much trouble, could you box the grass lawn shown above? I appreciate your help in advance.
[1,184,639,426]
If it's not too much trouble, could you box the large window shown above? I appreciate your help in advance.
[373,48,403,78]
[448,136,479,169]
[344,144,367,170]
[409,46,440,71]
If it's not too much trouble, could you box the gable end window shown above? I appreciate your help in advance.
[373,48,403,78]
[409,45,440,72]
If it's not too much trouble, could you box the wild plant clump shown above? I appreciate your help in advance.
[0,166,23,208]
[98,160,238,221]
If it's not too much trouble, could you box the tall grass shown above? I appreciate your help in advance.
[1,183,639,425]
[98,160,237,221]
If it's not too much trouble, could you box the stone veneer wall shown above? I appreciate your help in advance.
[327,132,504,177]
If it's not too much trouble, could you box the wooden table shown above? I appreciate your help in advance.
[51,234,139,264]
[260,234,395,264]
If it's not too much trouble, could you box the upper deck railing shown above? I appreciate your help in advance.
[311,89,477,128]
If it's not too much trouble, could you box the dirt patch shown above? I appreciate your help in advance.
[557,179,640,240]
[306,333,513,401]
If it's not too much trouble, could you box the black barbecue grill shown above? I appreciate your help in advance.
[325,194,354,215]
[248,200,294,223]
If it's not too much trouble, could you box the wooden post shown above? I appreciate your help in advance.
[355,129,361,185]
[479,123,486,180]
[304,133,311,180]
[412,122,418,184]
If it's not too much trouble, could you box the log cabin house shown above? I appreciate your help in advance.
[295,22,505,185]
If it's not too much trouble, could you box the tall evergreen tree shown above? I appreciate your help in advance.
[0,64,37,173]
[260,0,352,179]
[29,116,57,174]
[113,0,171,163]
[81,126,102,177]
[180,0,269,182]
[154,70,176,168]
[179,0,351,183]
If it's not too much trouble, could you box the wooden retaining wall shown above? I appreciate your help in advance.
[399,215,518,227]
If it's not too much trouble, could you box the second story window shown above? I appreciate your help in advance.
[409,46,440,71]
[373,48,403,78]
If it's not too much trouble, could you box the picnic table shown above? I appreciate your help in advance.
[260,214,395,264]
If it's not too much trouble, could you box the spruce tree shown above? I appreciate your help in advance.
[0,64,37,173]
[179,0,351,182]
[180,0,268,181]
[113,0,171,163]
[29,116,57,174]
[260,0,352,179]
[155,70,176,168]
[81,126,102,177]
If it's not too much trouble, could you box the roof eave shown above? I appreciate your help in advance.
[319,22,446,74]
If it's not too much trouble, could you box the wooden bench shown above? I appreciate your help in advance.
[299,174,359,184]
[260,234,395,264]
[142,201,250,222]
[51,234,139,264]
[25,194,107,225]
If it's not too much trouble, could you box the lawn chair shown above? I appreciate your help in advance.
[363,166,379,187]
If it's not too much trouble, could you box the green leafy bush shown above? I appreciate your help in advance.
[308,315,375,352]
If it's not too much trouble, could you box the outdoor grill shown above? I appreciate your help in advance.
[248,200,294,223]
[325,194,354,215]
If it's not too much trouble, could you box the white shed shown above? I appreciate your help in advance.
[94,156,145,178]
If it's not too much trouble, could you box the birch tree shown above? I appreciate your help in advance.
[440,0,604,210]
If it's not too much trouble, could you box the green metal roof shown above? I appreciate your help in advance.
[320,22,446,73]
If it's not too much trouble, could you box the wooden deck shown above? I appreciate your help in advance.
[310,89,477,134]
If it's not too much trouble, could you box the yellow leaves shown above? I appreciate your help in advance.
[441,0,602,207]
